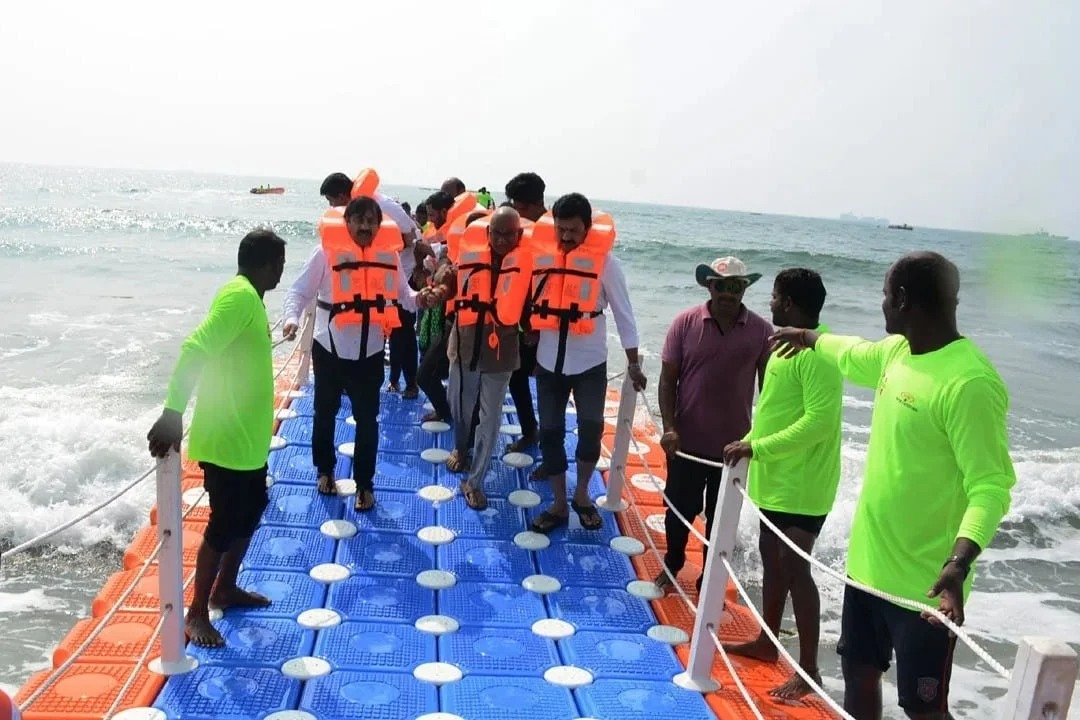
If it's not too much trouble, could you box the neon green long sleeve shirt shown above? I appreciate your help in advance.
[164,275,274,471]
[815,333,1016,606]
[747,324,844,516]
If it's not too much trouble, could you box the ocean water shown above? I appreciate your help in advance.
[0,163,1077,717]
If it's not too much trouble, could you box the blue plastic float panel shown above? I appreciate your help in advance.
[153,380,716,720]
[527,468,608,503]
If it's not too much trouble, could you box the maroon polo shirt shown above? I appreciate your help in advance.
[660,302,773,455]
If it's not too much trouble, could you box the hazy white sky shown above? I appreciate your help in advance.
[1,0,1075,236]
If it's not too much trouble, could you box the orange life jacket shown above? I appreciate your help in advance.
[452,217,534,369]
[351,168,379,198]
[317,206,402,353]
[529,211,615,371]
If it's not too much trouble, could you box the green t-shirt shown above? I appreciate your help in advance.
[164,275,274,471]
[747,323,844,516]
[816,333,1016,606]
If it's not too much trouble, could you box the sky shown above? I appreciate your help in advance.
[0,0,1076,237]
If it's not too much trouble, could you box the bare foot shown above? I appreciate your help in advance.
[210,586,272,610]
[185,612,224,648]
[769,669,822,701]
[722,635,779,663]
[317,474,335,495]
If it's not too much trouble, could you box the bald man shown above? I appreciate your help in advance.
[441,177,467,196]
[422,207,535,510]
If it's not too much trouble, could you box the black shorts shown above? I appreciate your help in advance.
[837,584,957,714]
[760,509,828,536]
[200,462,269,552]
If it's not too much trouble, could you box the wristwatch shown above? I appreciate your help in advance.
[943,555,971,579]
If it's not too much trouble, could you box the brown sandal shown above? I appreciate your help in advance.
[446,450,470,473]
[460,482,488,511]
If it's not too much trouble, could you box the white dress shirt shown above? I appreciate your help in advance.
[284,245,420,360]
[536,253,640,375]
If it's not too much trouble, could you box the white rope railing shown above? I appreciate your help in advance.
[0,315,301,563]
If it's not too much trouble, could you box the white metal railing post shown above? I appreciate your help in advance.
[147,449,198,676]
[597,372,635,512]
[295,301,316,386]
[1001,637,1078,719]
[675,457,750,692]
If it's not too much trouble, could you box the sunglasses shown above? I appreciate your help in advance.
[708,278,748,293]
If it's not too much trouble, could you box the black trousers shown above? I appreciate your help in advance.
[388,307,418,387]
[507,336,538,438]
[312,341,383,491]
[417,323,452,420]
[663,452,725,573]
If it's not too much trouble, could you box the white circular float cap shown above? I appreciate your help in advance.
[297,608,342,630]
[565,405,577,414]
[275,407,297,420]
[645,514,666,533]
[631,473,665,492]
[413,661,463,686]
[532,618,576,639]
[181,488,210,508]
[269,435,287,451]
[309,563,350,583]
[418,485,454,503]
[594,456,610,471]
[513,531,550,551]
[502,452,534,469]
[281,656,331,680]
[420,448,451,464]
[416,570,457,590]
[609,536,645,556]
[183,606,222,621]
[544,666,594,688]
[337,442,355,458]
[416,714,465,720]
[521,574,561,594]
[507,489,541,508]
[265,712,319,720]
[278,389,306,399]
[111,710,167,720]
[321,520,357,539]
[417,526,456,546]
[422,420,450,433]
[345,416,356,426]
[415,615,459,636]
[647,624,690,645]
[499,424,522,435]
[627,580,664,600]
[335,479,356,496]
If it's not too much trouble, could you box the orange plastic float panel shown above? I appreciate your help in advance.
[619,461,670,509]
[15,662,163,720]
[92,566,196,617]
[52,612,163,667]
[181,455,203,479]
[122,520,205,570]
[149,475,208,526]
[618,503,707,553]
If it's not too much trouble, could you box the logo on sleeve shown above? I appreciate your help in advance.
[896,390,918,411]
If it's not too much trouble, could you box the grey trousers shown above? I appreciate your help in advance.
[448,362,513,490]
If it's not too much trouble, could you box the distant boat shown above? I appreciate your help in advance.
[1020,228,1068,241]
[250,186,285,195]
[888,223,913,231]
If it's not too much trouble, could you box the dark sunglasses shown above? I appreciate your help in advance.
[709,278,748,293]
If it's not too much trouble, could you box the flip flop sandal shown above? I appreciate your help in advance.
[460,483,488,511]
[570,500,603,530]
[530,510,570,535]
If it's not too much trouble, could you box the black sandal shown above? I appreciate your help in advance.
[530,510,569,534]
[570,500,603,530]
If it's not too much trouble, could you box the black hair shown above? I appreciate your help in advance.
[401,201,411,215]
[888,251,961,312]
[551,192,592,230]
[319,172,352,198]
[425,191,454,212]
[344,196,383,223]
[505,172,546,206]
[478,186,488,193]
[498,200,513,208]
[237,228,286,270]
[774,268,827,317]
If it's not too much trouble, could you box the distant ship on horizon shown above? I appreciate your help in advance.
[1019,228,1068,241]
[840,212,889,226]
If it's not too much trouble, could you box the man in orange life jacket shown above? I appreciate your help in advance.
[528,193,647,533]
[421,206,532,509]
[282,196,421,512]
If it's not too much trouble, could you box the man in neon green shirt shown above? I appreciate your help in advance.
[721,268,843,701]
[771,251,1016,718]
[147,228,287,648]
